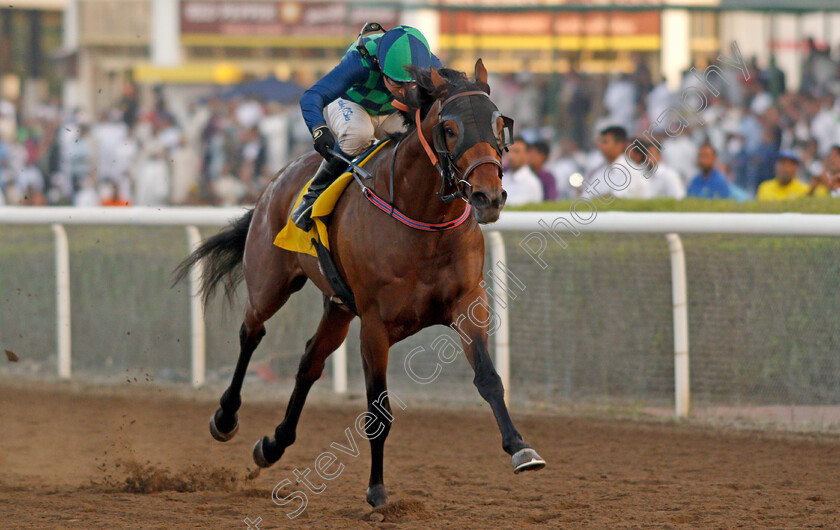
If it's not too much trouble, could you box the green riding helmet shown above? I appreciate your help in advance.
[375,25,432,82]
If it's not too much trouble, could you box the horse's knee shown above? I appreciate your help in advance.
[364,407,391,443]
[370,405,392,429]
[474,369,504,402]
[365,394,394,434]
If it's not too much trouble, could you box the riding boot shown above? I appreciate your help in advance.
[292,157,348,231]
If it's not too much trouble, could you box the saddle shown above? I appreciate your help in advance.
[273,139,391,314]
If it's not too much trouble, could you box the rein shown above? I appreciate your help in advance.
[362,186,472,232]
[346,135,472,232]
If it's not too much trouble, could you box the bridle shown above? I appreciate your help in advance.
[348,83,513,233]
[394,89,515,204]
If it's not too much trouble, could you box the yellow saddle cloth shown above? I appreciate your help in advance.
[273,140,390,258]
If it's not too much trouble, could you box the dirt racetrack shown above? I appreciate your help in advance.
[2,379,840,529]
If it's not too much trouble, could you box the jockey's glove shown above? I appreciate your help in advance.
[312,125,337,160]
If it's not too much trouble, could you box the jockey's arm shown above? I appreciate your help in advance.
[300,53,369,134]
[300,52,445,135]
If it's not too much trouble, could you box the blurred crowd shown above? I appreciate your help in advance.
[495,42,840,204]
[0,83,312,207]
[3,41,840,207]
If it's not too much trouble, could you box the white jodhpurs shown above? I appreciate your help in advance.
[324,98,406,156]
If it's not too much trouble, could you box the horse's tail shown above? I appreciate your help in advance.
[172,209,254,307]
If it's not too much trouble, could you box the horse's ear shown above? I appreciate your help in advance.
[475,59,490,94]
[431,67,446,90]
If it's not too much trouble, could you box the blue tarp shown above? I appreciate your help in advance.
[217,76,305,104]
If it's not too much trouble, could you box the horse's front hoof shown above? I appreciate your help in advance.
[366,484,388,507]
[252,436,276,468]
[512,448,546,473]
[209,410,239,442]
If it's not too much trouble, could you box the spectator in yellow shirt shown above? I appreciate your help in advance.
[757,150,828,200]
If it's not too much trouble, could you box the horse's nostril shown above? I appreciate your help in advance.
[500,190,508,203]
[471,192,489,208]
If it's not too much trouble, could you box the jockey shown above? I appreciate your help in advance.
[293,24,442,230]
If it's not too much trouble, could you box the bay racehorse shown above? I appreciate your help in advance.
[175,61,545,507]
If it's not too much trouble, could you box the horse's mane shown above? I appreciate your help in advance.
[391,67,475,137]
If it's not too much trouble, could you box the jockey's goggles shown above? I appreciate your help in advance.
[384,76,416,89]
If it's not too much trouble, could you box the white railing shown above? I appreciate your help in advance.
[3,207,840,418]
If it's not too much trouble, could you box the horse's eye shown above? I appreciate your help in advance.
[445,127,456,138]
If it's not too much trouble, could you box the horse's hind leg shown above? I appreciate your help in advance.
[209,317,264,441]
[253,297,355,466]
[210,274,307,442]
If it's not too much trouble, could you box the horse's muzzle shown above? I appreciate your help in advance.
[469,189,507,224]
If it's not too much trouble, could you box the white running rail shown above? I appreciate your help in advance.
[3,207,839,417]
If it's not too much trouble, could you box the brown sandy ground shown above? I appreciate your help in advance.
[1,379,839,529]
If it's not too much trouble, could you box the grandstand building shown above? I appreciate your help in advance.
[2,1,840,117]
